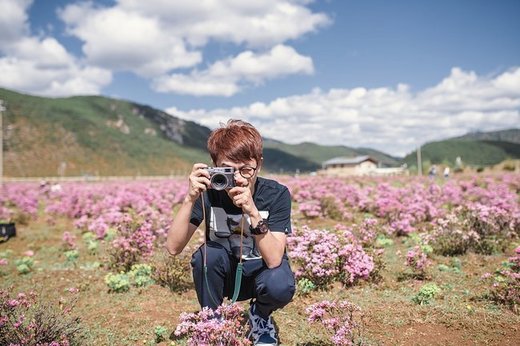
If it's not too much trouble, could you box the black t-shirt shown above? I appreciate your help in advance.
[190,177,292,260]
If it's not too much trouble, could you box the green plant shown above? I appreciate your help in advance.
[412,283,441,305]
[296,278,316,296]
[154,325,168,343]
[375,235,394,247]
[82,232,99,254]
[15,256,34,274]
[128,264,154,288]
[64,249,80,264]
[105,272,131,293]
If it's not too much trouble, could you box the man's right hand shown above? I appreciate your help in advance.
[185,163,211,203]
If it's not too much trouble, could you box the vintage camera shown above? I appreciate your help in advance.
[206,167,236,190]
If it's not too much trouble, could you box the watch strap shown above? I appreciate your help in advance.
[250,218,269,235]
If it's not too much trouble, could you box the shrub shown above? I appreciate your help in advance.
[299,201,322,219]
[306,299,364,346]
[174,303,251,346]
[404,246,431,280]
[483,246,520,313]
[321,195,348,221]
[109,217,156,272]
[338,243,374,285]
[0,288,86,345]
[288,227,374,288]
[428,213,476,256]
[152,253,192,293]
[412,283,441,305]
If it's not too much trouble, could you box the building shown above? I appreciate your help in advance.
[321,156,378,176]
[320,155,408,176]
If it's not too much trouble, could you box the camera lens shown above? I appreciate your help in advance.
[210,173,229,190]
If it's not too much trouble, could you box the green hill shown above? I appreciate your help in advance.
[263,140,400,168]
[0,88,321,176]
[402,136,520,169]
[1,88,211,176]
[455,129,520,144]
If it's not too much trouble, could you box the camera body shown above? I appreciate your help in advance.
[206,167,236,190]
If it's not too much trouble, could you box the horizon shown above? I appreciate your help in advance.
[0,0,519,156]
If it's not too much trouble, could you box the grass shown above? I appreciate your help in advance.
[1,206,519,346]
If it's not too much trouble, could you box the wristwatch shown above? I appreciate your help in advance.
[250,218,269,235]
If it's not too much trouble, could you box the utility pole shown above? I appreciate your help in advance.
[0,100,5,187]
[416,145,422,176]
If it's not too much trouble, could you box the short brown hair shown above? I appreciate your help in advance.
[207,119,263,165]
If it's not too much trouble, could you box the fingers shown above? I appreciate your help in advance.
[186,163,211,200]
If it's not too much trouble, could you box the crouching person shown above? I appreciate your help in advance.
[166,119,295,346]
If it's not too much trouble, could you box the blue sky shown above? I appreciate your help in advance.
[1,0,519,156]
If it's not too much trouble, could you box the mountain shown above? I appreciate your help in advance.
[455,129,520,144]
[402,129,520,169]
[0,88,324,176]
[263,139,400,168]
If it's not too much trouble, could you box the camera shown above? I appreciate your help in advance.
[206,167,236,190]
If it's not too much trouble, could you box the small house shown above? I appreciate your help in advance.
[321,156,378,176]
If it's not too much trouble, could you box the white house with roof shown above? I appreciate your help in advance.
[321,155,378,176]
[320,155,408,176]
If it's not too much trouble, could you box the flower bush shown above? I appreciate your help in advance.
[288,226,374,288]
[174,303,251,346]
[0,288,85,345]
[306,299,363,346]
[482,246,520,313]
[403,246,431,280]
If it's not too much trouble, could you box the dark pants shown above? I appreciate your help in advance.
[191,241,295,319]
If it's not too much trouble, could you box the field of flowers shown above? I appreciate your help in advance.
[1,173,519,345]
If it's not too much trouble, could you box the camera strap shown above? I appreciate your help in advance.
[201,192,244,306]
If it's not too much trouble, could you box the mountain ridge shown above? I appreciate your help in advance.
[1,87,517,176]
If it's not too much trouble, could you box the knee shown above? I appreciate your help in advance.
[258,263,295,304]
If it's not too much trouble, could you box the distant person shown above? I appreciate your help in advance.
[166,119,295,346]
[428,165,437,179]
[443,166,450,179]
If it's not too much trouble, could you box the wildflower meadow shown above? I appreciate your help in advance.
[1,173,519,345]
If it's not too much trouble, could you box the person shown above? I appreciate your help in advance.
[443,166,450,179]
[166,119,295,346]
[428,165,437,179]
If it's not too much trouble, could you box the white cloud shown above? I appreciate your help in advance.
[115,0,331,47]
[0,0,112,96]
[166,67,520,157]
[58,3,202,77]
[0,0,32,44]
[153,45,313,96]
[0,57,111,96]
[57,0,327,92]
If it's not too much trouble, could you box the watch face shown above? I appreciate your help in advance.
[251,219,269,235]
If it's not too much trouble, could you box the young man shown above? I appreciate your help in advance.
[166,119,295,346]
